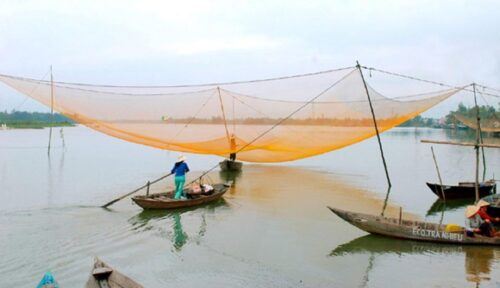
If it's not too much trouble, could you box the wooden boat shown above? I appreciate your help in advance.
[132,183,231,210]
[328,207,500,245]
[426,180,496,199]
[219,159,243,172]
[85,258,143,288]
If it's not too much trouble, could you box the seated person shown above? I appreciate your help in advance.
[201,184,214,195]
[472,219,500,238]
[476,200,500,223]
[187,183,202,198]
[466,205,483,229]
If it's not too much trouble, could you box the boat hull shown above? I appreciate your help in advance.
[219,160,243,172]
[426,181,496,199]
[132,183,230,210]
[328,207,499,245]
[85,258,143,288]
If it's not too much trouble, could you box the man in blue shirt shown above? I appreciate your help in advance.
[171,155,190,199]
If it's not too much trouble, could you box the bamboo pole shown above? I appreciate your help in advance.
[480,131,486,181]
[472,83,487,181]
[420,140,500,149]
[357,61,391,188]
[48,66,54,154]
[380,186,392,216]
[430,146,446,201]
[217,87,231,148]
[102,173,172,208]
[473,83,480,202]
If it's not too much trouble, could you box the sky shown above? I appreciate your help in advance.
[0,0,499,115]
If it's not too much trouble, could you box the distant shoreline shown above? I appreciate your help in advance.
[1,122,75,130]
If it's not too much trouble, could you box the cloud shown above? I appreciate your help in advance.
[159,35,284,55]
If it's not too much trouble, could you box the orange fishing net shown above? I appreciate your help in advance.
[454,114,500,133]
[0,68,459,162]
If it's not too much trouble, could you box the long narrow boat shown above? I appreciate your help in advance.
[219,159,243,172]
[85,258,143,288]
[426,180,497,199]
[426,180,496,199]
[132,183,231,210]
[328,207,500,245]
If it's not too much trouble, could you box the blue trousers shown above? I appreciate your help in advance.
[174,176,186,199]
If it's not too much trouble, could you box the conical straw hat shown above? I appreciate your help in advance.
[476,199,490,207]
[465,205,480,218]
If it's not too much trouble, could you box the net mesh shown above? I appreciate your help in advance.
[454,114,500,132]
[0,68,459,162]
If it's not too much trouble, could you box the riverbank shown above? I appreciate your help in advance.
[2,122,75,129]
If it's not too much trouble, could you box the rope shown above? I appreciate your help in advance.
[168,89,217,142]
[0,66,355,88]
[11,69,51,111]
[188,68,358,183]
[477,83,500,94]
[361,66,500,99]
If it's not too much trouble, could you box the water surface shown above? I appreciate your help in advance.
[0,126,498,287]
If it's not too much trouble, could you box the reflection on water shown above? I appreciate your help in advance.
[0,127,499,287]
[128,200,229,251]
[219,170,242,187]
[172,213,188,250]
[426,198,473,217]
[331,235,500,287]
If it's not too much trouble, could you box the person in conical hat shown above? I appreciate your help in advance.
[466,205,500,238]
[466,205,480,218]
[171,155,190,199]
[476,199,500,223]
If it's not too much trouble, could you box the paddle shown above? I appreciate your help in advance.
[102,173,173,208]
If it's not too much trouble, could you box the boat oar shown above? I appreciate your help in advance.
[102,172,173,208]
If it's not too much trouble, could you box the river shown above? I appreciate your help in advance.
[0,126,499,287]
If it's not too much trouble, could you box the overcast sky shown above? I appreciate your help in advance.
[0,0,499,114]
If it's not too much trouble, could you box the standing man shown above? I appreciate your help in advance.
[171,155,190,199]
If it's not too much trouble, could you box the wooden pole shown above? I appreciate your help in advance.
[430,146,446,201]
[398,207,402,225]
[480,131,486,182]
[48,65,54,154]
[357,61,392,188]
[420,139,500,149]
[102,173,172,208]
[472,84,487,181]
[473,83,480,202]
[217,87,231,148]
[380,186,392,216]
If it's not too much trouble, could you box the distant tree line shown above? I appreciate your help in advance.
[399,103,499,128]
[444,103,499,125]
[0,110,74,128]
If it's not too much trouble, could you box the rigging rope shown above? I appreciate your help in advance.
[0,66,356,88]
[190,68,358,180]
[361,66,500,99]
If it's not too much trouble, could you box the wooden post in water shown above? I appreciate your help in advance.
[398,207,402,225]
[48,65,54,154]
[146,181,150,196]
[430,146,446,202]
[473,83,480,202]
[356,61,392,188]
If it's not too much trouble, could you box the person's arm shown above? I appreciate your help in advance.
[185,163,190,173]
[478,209,494,221]
[171,165,176,174]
